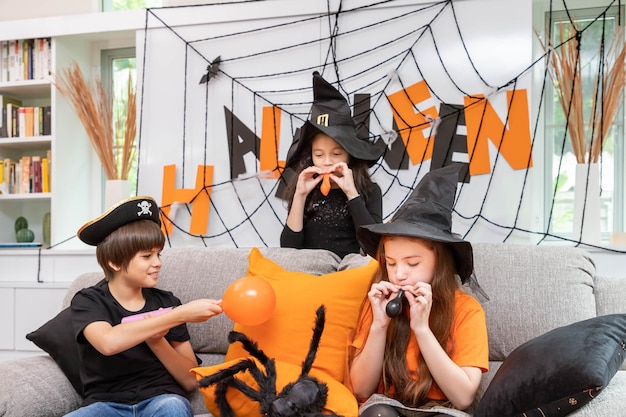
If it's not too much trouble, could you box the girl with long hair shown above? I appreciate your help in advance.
[349,165,488,417]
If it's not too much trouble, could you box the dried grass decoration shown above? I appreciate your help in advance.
[55,62,137,180]
[538,24,626,164]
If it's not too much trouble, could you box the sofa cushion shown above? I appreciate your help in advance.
[25,307,82,395]
[0,356,82,417]
[158,247,341,355]
[474,314,626,417]
[192,357,358,417]
[337,252,372,270]
[595,275,626,317]
[471,243,596,361]
[225,247,377,383]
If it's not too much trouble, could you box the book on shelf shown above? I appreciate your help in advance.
[0,152,50,195]
[24,107,34,137]
[0,159,4,194]
[0,242,42,248]
[41,156,49,192]
[19,155,30,193]
[0,41,8,83]
[31,156,42,193]
[7,102,20,137]
[1,38,51,82]
[3,158,17,194]
[18,107,26,138]
[42,105,51,135]
[0,95,23,138]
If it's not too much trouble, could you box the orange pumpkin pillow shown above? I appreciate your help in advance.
[192,357,359,417]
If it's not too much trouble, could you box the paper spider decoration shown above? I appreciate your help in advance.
[198,305,342,417]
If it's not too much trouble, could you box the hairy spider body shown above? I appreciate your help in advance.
[199,305,342,417]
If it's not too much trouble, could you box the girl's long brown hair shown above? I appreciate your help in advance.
[349,236,459,407]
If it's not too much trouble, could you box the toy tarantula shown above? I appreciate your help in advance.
[198,305,342,417]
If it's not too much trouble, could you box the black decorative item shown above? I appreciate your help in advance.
[199,55,222,84]
[199,305,341,417]
[385,289,404,318]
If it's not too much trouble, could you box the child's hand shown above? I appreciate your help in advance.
[367,281,398,326]
[180,299,223,322]
[295,166,324,196]
[327,162,358,200]
[405,282,432,332]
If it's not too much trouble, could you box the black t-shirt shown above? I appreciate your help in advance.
[71,279,191,406]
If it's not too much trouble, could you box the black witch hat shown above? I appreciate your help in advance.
[77,196,161,246]
[284,72,383,171]
[357,164,473,283]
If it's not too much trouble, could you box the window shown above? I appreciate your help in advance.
[101,48,137,196]
[101,0,162,12]
[544,6,624,239]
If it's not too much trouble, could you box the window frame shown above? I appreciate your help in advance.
[543,5,625,239]
[101,47,138,196]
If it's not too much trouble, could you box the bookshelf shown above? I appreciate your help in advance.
[0,53,53,244]
[0,11,141,361]
[0,12,142,252]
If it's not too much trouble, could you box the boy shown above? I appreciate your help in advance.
[66,196,222,417]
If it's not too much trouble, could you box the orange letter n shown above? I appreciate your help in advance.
[464,89,533,175]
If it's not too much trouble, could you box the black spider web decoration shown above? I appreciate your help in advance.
[133,0,626,254]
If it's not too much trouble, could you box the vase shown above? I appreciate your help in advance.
[105,179,131,209]
[573,163,601,244]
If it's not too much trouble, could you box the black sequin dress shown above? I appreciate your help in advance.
[280,184,382,258]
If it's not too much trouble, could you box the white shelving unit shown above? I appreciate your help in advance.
[0,10,145,253]
[0,11,143,361]
[0,75,53,245]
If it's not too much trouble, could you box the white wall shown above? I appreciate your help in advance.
[0,0,99,21]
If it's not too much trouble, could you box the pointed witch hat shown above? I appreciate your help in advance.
[284,71,383,171]
[357,164,473,283]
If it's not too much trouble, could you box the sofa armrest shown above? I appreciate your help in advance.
[0,355,81,417]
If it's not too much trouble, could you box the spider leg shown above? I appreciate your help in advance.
[219,358,280,416]
[229,331,271,363]
[198,358,255,388]
[301,305,326,377]
[214,379,236,417]
[229,330,279,402]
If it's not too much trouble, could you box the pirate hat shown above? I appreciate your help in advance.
[284,72,383,170]
[77,196,161,246]
[357,164,473,283]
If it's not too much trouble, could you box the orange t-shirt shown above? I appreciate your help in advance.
[350,290,489,400]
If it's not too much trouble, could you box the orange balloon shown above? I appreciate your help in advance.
[222,276,276,326]
[320,173,331,196]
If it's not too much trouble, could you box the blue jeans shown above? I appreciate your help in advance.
[64,394,193,417]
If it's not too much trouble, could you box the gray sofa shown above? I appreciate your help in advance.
[1,244,625,417]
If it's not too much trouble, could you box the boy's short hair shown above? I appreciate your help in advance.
[96,220,165,280]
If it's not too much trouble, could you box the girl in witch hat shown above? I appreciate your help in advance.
[280,71,384,258]
[348,164,488,417]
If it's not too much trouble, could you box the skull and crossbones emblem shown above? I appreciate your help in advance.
[137,200,152,216]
